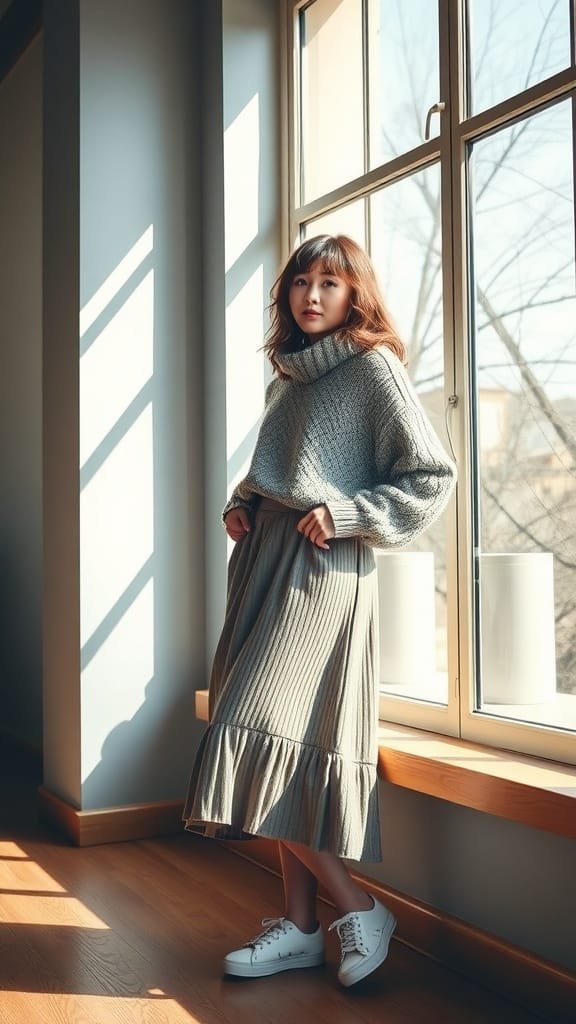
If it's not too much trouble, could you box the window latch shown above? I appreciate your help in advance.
[424,101,445,141]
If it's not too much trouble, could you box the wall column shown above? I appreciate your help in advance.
[42,0,205,816]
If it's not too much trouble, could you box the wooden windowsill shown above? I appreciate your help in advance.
[194,689,576,840]
[375,721,576,840]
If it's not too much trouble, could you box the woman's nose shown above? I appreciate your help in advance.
[306,285,320,303]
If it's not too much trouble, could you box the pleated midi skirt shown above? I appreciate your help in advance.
[183,502,382,862]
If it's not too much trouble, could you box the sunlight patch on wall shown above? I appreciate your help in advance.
[224,93,260,273]
[80,270,154,467]
[81,578,154,782]
[80,406,154,646]
[79,225,154,337]
[77,223,156,799]
[225,264,266,484]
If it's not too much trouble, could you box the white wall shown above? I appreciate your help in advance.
[41,0,281,812]
[204,0,281,660]
[78,0,205,810]
[43,0,205,809]
[0,33,43,750]
[363,780,576,971]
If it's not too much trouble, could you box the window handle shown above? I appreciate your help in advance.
[424,101,445,140]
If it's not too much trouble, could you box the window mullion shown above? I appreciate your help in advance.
[362,0,371,250]
[438,0,468,737]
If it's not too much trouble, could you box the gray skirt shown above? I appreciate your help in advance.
[183,501,382,862]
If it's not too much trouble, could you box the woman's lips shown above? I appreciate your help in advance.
[303,310,321,317]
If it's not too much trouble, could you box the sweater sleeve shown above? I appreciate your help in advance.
[325,371,456,548]
[222,486,257,521]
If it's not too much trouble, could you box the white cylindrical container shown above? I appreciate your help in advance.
[375,551,436,688]
[479,552,556,704]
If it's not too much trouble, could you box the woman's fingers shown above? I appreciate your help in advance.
[236,508,251,532]
[223,506,251,541]
[225,504,336,547]
[311,531,330,550]
[296,506,335,549]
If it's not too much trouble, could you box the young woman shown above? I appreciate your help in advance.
[183,235,456,987]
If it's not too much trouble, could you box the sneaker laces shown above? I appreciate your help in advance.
[245,917,289,950]
[329,913,369,957]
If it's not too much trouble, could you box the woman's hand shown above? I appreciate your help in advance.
[296,505,335,550]
[224,507,251,542]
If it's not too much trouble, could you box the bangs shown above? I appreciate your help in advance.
[292,236,349,278]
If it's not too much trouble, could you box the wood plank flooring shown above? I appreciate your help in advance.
[0,749,553,1024]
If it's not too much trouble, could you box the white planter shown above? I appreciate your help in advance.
[375,551,436,688]
[479,552,556,704]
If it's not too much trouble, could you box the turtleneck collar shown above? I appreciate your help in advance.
[275,333,363,384]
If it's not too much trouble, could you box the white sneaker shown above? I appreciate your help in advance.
[224,917,325,978]
[329,895,397,987]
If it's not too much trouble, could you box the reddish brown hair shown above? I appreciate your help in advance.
[264,234,407,372]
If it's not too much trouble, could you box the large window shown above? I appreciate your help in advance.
[286,0,576,763]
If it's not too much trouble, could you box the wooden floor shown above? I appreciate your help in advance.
[0,750,549,1024]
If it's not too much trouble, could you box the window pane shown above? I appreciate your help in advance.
[368,0,440,167]
[300,0,364,203]
[371,165,450,705]
[304,198,366,245]
[469,100,576,730]
[467,0,571,115]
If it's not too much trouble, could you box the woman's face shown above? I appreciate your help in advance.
[288,260,352,340]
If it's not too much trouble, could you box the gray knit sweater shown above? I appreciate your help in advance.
[223,334,456,548]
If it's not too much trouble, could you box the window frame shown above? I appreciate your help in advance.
[284,0,576,764]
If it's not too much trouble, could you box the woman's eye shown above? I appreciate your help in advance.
[292,276,339,287]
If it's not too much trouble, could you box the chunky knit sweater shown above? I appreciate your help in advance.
[223,333,456,549]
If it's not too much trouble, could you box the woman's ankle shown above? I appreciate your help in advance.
[285,911,319,934]
[335,890,374,916]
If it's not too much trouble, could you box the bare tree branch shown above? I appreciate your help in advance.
[482,482,576,570]
[477,295,575,326]
[477,288,576,463]
[522,0,561,90]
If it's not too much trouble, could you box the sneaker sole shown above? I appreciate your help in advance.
[339,914,397,988]
[224,950,325,978]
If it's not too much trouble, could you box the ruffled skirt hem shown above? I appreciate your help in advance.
[182,721,382,863]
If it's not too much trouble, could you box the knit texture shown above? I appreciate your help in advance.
[183,504,382,861]
[223,334,456,547]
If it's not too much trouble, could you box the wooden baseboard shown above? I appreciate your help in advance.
[224,837,576,1024]
[38,786,184,847]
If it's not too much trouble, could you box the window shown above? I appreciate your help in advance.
[286,0,576,763]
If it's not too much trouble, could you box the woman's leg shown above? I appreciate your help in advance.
[223,840,325,977]
[278,841,319,933]
[280,839,373,917]
[282,839,396,988]
[224,839,391,981]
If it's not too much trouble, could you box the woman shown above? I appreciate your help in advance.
[183,234,456,987]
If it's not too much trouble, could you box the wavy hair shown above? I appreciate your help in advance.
[264,234,407,372]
